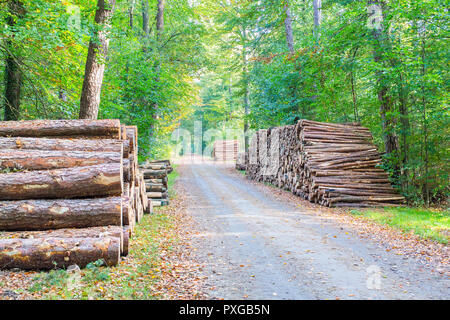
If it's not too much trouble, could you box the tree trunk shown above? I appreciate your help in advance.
[242,27,250,154]
[284,1,295,53]
[0,237,120,269]
[142,0,150,36]
[156,0,165,41]
[149,0,165,135]
[129,0,135,28]
[313,0,322,42]
[79,0,116,119]
[368,1,399,157]
[3,1,25,121]
[0,197,122,231]
[0,119,121,138]
[0,149,122,171]
[0,163,123,200]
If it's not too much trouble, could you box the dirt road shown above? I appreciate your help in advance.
[178,162,449,300]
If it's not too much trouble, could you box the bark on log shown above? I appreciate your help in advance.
[0,163,123,200]
[0,149,122,171]
[0,237,120,270]
[5,226,125,256]
[121,196,132,226]
[0,137,129,157]
[0,197,122,231]
[0,119,121,138]
[146,184,166,192]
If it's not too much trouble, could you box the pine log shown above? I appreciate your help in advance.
[5,226,126,256]
[0,163,123,200]
[0,119,121,138]
[147,191,168,198]
[0,149,122,171]
[121,196,132,226]
[0,137,129,157]
[0,237,120,270]
[146,185,166,192]
[143,170,167,178]
[0,197,122,231]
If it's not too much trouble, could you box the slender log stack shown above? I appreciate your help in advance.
[0,119,148,270]
[213,140,239,161]
[244,120,405,208]
[140,160,172,208]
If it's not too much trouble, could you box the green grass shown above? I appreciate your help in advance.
[350,207,450,244]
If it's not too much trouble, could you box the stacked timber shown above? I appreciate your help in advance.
[213,140,239,161]
[0,119,149,270]
[140,160,172,207]
[245,120,405,208]
[235,152,246,170]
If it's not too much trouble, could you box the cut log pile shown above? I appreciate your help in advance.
[213,140,239,161]
[0,119,150,270]
[244,120,405,208]
[235,152,246,170]
[140,160,172,207]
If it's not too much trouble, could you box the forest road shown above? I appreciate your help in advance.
[179,162,449,300]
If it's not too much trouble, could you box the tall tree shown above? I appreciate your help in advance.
[313,0,321,42]
[284,1,295,53]
[368,0,399,157]
[79,0,116,120]
[156,0,165,41]
[142,0,150,36]
[3,0,25,121]
[129,0,136,29]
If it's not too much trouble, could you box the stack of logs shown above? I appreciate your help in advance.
[213,140,239,161]
[235,152,246,170]
[0,119,150,270]
[245,120,405,208]
[140,160,172,207]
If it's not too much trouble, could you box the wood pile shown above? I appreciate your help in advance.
[245,120,405,208]
[140,160,172,207]
[235,152,246,170]
[0,119,150,270]
[213,140,239,161]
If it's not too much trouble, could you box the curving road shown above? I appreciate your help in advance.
[178,162,449,300]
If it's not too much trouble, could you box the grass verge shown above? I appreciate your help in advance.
[28,167,180,300]
[350,207,449,244]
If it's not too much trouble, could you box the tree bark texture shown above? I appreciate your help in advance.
[0,236,120,269]
[0,119,121,138]
[0,197,122,231]
[0,163,123,200]
[0,137,128,157]
[0,149,122,171]
[79,0,117,119]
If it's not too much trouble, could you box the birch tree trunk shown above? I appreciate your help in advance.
[79,0,116,120]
